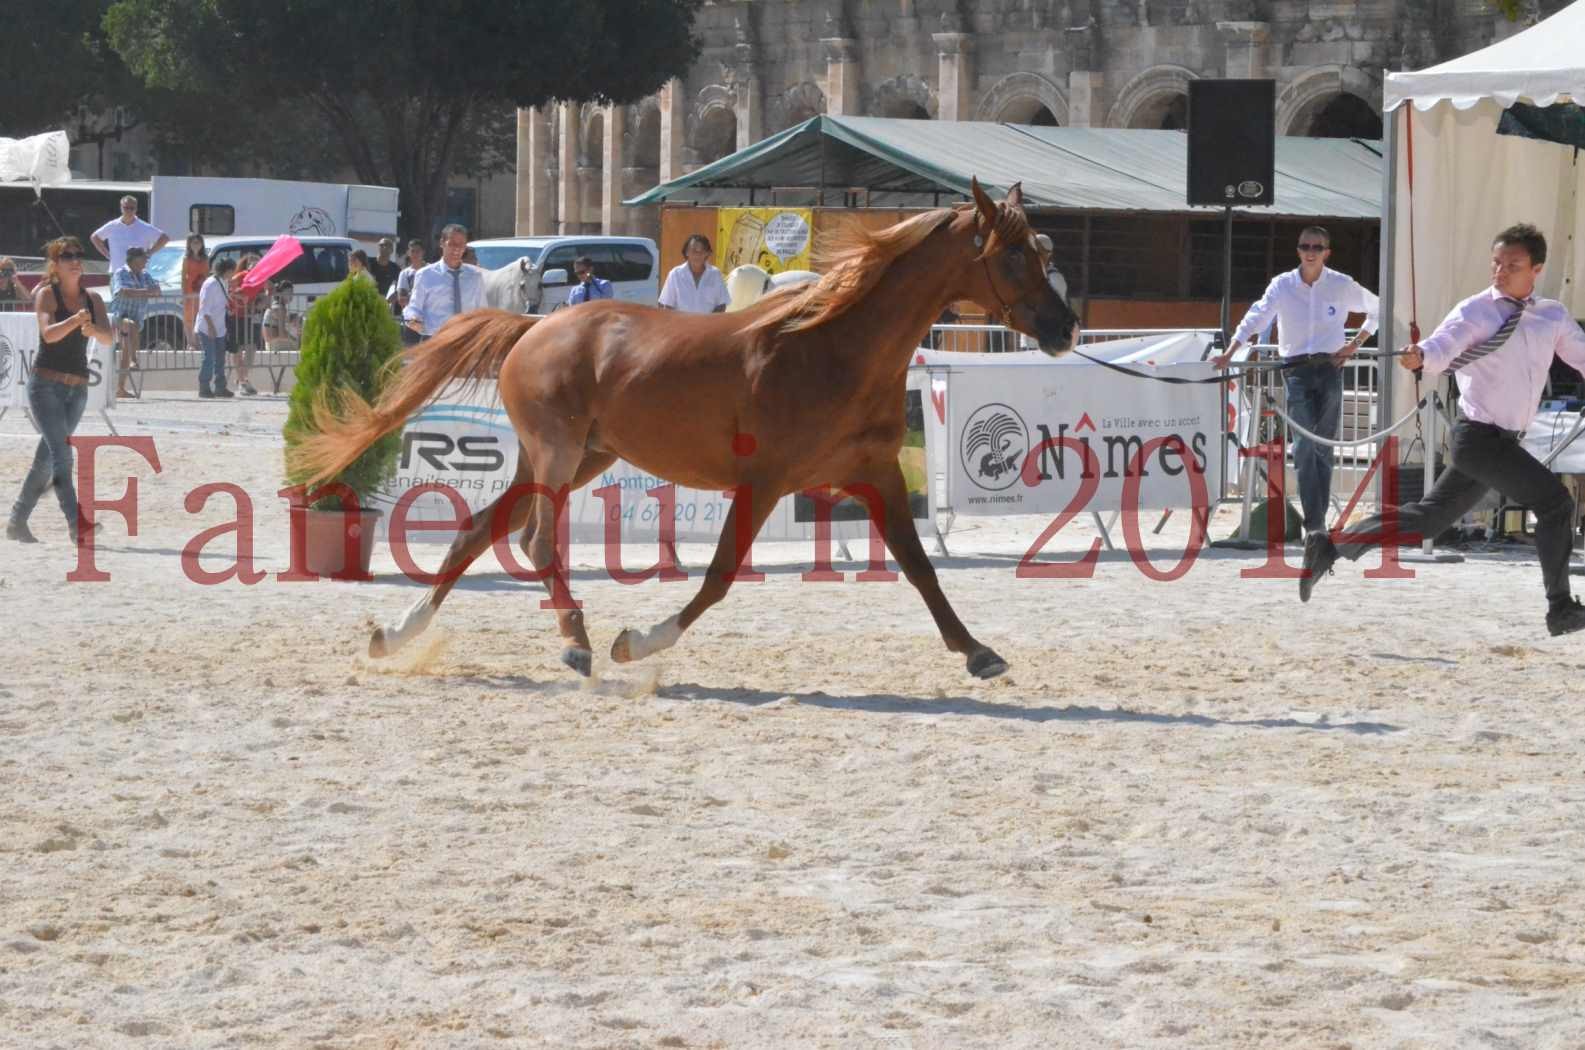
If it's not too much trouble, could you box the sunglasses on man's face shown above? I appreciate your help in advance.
[0,269,14,276]
[1297,242,1328,253]
[59,251,86,261]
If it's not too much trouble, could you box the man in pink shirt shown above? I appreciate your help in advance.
[1301,223,1585,637]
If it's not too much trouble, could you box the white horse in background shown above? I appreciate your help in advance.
[724,264,820,312]
[482,257,543,314]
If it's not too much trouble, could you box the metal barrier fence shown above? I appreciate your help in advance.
[1,292,308,396]
[926,323,1223,353]
[1229,336,1428,530]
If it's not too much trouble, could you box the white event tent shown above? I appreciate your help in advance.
[1379,2,1585,423]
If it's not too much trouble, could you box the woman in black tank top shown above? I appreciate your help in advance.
[6,236,114,546]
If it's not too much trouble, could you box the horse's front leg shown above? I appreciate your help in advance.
[853,462,1007,679]
[611,481,779,664]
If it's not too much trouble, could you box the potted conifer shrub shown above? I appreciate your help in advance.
[282,276,403,579]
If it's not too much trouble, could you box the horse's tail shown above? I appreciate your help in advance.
[289,309,536,488]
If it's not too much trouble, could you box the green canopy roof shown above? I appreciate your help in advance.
[626,115,1382,220]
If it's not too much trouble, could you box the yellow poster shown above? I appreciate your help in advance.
[716,207,814,274]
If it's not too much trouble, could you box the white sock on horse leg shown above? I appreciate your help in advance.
[383,594,436,652]
[628,615,682,660]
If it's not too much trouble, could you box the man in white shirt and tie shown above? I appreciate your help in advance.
[403,224,485,339]
[1214,226,1380,548]
[1301,223,1585,638]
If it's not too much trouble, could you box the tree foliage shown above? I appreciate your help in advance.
[284,277,405,508]
[106,0,702,239]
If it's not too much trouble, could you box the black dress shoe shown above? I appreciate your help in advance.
[198,389,215,399]
[6,520,38,543]
[1546,597,1585,637]
[68,521,102,545]
[1299,533,1339,603]
[213,387,235,399]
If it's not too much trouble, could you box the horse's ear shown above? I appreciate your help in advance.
[1005,182,1024,210]
[971,177,998,227]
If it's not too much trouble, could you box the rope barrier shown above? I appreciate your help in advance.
[1261,390,1444,449]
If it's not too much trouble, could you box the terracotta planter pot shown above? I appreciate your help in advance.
[302,507,380,580]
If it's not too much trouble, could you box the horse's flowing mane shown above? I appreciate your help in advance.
[742,207,960,335]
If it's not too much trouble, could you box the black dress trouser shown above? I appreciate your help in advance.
[1336,418,1575,607]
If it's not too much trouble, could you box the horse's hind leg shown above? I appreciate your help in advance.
[611,481,779,664]
[854,461,1007,679]
[519,445,604,676]
[370,456,538,658]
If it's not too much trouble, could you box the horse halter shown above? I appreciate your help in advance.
[973,207,1035,328]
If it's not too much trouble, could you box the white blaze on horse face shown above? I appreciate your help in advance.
[383,594,436,653]
[627,615,682,660]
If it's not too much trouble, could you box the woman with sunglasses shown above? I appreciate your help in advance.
[7,237,112,545]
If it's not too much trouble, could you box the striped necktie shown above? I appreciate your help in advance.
[1447,297,1526,371]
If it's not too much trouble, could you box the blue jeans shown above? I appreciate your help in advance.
[10,375,89,529]
[199,331,227,393]
[1283,360,1343,534]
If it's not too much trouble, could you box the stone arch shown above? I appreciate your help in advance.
[1107,65,1198,129]
[693,108,738,166]
[975,71,1069,126]
[629,98,661,168]
[1276,66,1382,137]
[871,74,936,119]
[578,103,604,168]
[776,80,827,131]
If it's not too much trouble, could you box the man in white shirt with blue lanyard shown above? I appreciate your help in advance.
[1301,223,1585,637]
[403,224,485,339]
[1214,226,1380,551]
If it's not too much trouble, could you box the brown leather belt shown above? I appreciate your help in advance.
[34,367,88,387]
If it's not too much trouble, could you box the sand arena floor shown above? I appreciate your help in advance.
[2,394,1583,1049]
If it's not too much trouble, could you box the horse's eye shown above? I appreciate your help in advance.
[1006,246,1024,264]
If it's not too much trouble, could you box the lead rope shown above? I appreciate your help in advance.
[1404,109,1425,465]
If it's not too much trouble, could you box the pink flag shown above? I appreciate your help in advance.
[240,234,304,294]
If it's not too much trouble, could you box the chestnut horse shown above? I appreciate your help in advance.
[292,180,1078,680]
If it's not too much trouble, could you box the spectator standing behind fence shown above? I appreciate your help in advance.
[91,195,168,273]
[7,237,112,545]
[262,281,300,355]
[195,257,236,399]
[227,253,263,396]
[658,234,730,314]
[1301,224,1585,638]
[403,224,485,339]
[0,258,30,305]
[567,255,613,307]
[1213,226,1379,553]
[109,245,161,399]
[181,235,208,351]
[347,249,376,285]
[369,237,400,297]
[391,239,426,346]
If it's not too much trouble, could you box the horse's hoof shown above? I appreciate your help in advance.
[610,630,635,664]
[967,648,1008,680]
[561,647,593,677]
[369,628,389,659]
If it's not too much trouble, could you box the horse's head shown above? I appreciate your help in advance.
[482,257,543,314]
[725,264,773,312]
[959,178,1078,356]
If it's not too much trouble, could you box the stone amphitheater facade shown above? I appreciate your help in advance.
[512,0,1554,241]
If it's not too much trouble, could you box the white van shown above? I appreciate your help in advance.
[469,236,659,311]
[137,235,358,352]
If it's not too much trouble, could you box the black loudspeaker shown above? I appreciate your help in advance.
[1187,79,1276,207]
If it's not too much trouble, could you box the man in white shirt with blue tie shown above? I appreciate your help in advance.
[403,224,485,339]
[1214,226,1380,547]
[1302,223,1585,637]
